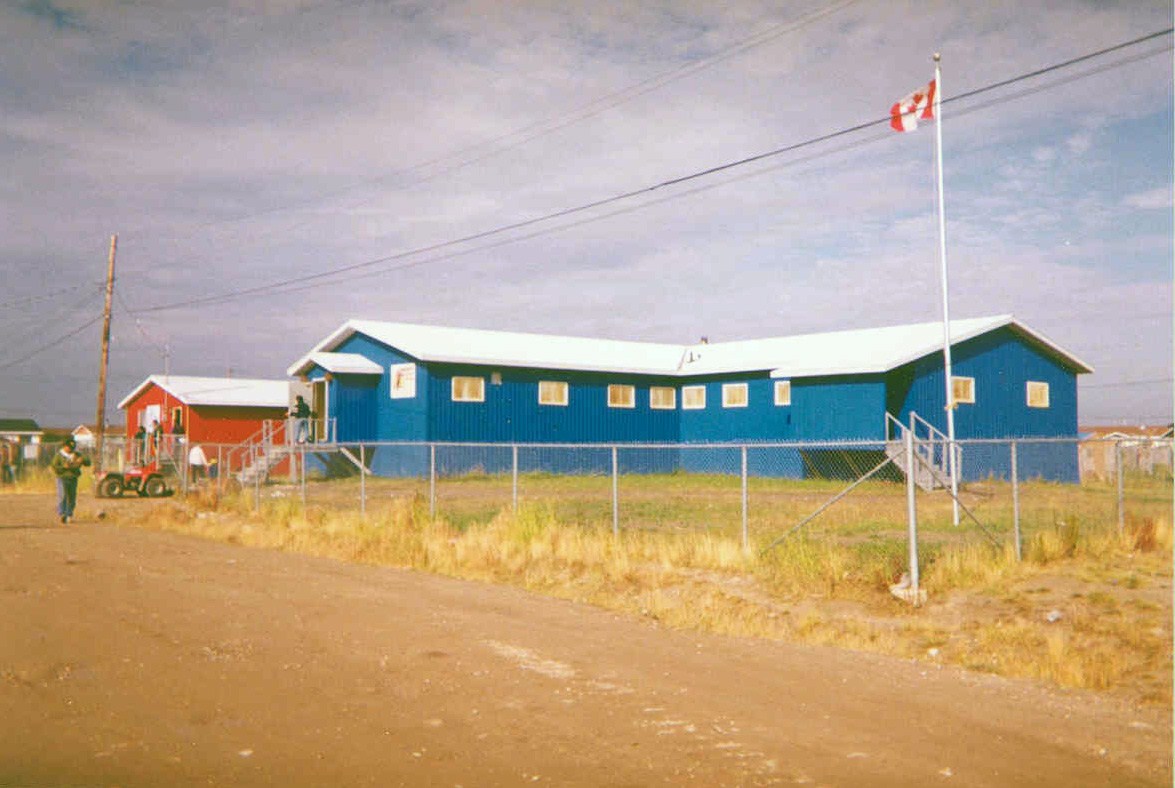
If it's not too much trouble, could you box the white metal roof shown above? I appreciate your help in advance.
[307,352,384,375]
[286,315,1092,380]
[288,320,687,377]
[117,375,290,410]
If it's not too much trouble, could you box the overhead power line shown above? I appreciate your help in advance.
[1082,377,1173,390]
[0,314,103,372]
[0,281,103,311]
[133,26,1173,316]
[121,0,861,250]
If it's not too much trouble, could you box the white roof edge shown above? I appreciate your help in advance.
[768,315,1093,378]
[116,377,157,410]
[309,351,384,375]
[117,375,290,409]
[286,320,362,377]
[1002,317,1094,374]
[289,314,1092,382]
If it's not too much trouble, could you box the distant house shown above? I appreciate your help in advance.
[287,314,1092,481]
[1079,425,1174,481]
[117,376,291,457]
[0,418,44,466]
[71,424,95,448]
[0,418,43,445]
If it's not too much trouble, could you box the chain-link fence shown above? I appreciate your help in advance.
[92,436,1168,559]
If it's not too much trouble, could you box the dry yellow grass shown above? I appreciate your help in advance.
[120,483,1172,707]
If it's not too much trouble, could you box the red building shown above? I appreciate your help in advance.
[118,375,290,469]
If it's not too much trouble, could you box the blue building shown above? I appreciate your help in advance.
[286,315,1092,481]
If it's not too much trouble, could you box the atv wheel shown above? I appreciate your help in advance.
[98,476,123,498]
[144,476,168,498]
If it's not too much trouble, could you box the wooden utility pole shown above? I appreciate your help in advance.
[94,234,117,473]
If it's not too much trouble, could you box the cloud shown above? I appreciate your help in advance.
[1123,187,1174,210]
[0,0,1171,425]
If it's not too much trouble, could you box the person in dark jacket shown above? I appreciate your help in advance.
[290,395,313,444]
[133,425,147,465]
[51,437,90,524]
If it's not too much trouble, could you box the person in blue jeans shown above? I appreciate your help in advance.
[290,395,313,444]
[51,437,90,524]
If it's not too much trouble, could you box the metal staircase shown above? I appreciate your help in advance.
[229,418,336,486]
[885,411,960,492]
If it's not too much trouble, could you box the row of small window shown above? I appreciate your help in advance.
[952,377,1050,408]
[452,377,794,409]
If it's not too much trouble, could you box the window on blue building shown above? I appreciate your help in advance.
[650,386,676,410]
[452,376,485,402]
[1027,381,1050,409]
[607,384,635,408]
[774,380,791,406]
[951,376,975,405]
[682,385,706,410]
[722,383,748,408]
[539,380,568,406]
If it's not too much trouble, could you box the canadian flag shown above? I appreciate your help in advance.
[890,79,936,132]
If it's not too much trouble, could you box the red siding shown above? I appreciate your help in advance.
[122,382,285,447]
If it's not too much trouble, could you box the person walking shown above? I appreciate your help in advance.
[133,424,147,465]
[150,420,163,459]
[51,437,90,524]
[188,443,208,483]
[0,440,13,484]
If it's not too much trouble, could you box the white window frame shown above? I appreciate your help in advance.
[951,375,975,405]
[774,380,792,406]
[682,385,706,410]
[1026,381,1050,409]
[722,382,749,409]
[538,380,569,407]
[451,376,485,403]
[607,384,635,409]
[649,386,676,410]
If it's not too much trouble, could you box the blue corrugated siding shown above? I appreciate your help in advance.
[892,327,1080,481]
[328,334,430,477]
[676,373,885,475]
[678,374,885,444]
[428,364,680,445]
[306,325,1082,482]
[330,375,378,443]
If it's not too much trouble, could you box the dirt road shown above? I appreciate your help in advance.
[0,494,1169,787]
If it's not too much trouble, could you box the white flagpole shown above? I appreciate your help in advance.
[933,52,960,526]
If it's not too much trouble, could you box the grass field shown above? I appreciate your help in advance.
[95,468,1174,708]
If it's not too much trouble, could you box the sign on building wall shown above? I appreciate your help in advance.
[390,363,417,399]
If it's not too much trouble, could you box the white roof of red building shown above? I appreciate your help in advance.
[288,315,1092,378]
[117,375,289,410]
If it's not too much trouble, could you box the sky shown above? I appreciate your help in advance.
[2,0,1172,429]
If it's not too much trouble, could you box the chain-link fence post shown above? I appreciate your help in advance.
[300,444,307,511]
[904,427,920,600]
[359,444,366,518]
[1116,439,1125,534]
[429,443,436,520]
[611,445,619,537]
[740,445,748,552]
[512,444,519,513]
[253,445,261,513]
[1010,439,1021,561]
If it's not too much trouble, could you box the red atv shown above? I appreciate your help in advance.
[96,461,173,498]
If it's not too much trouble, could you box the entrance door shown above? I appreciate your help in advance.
[312,379,328,443]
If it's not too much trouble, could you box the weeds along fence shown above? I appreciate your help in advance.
[74,435,1170,555]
